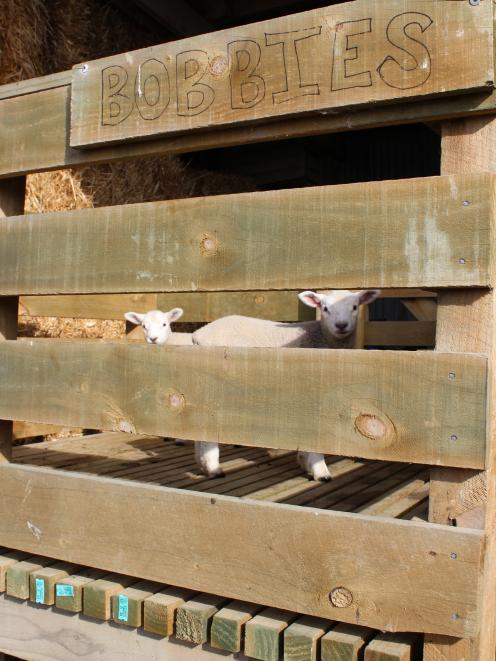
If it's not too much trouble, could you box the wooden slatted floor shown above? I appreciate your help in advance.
[12,432,429,519]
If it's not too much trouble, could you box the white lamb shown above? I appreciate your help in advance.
[124,308,191,345]
[192,289,380,481]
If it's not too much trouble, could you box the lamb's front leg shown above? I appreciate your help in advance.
[195,441,224,478]
[297,451,331,482]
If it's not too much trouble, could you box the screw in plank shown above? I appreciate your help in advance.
[450,435,458,442]
[448,372,456,380]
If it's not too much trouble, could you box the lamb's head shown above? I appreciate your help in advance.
[298,289,380,340]
[124,308,183,345]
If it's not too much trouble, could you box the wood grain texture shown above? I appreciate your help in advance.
[143,586,196,637]
[6,557,53,600]
[70,0,494,148]
[0,593,249,661]
[283,615,329,661]
[0,174,492,294]
[5,85,496,179]
[423,635,475,661]
[0,177,24,465]
[175,594,227,644]
[365,633,420,660]
[0,342,487,467]
[0,550,29,592]
[54,568,106,613]
[111,580,159,627]
[82,575,135,620]
[245,608,295,661]
[321,623,372,661]
[0,463,483,637]
[29,562,76,606]
[210,600,261,653]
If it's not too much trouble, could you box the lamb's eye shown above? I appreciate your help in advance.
[163,323,167,327]
[323,306,328,313]
[353,305,357,311]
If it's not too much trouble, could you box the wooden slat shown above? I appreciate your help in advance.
[321,623,372,661]
[111,580,160,627]
[210,600,260,653]
[283,615,329,661]
[365,633,420,660]
[0,463,483,637]
[6,557,54,600]
[0,173,492,294]
[0,550,30,592]
[364,321,435,346]
[0,342,487,467]
[245,608,295,661]
[19,291,314,322]
[143,586,196,637]
[70,0,494,149]
[82,574,135,620]
[0,71,72,101]
[54,568,107,613]
[29,562,77,606]
[175,594,227,644]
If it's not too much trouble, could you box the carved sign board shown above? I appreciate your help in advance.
[70,0,494,149]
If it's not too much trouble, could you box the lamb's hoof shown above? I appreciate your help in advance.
[318,475,331,483]
[211,470,225,479]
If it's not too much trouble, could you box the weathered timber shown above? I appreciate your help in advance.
[283,615,329,661]
[175,594,227,644]
[365,321,435,347]
[0,177,24,464]
[111,580,160,627]
[6,557,54,600]
[0,550,30,592]
[19,291,314,322]
[83,575,135,620]
[70,0,494,148]
[211,600,261,653]
[29,562,77,606]
[0,463,483,637]
[5,86,496,179]
[245,608,295,661]
[0,342,486,467]
[54,568,107,613]
[321,623,373,661]
[143,586,196,637]
[365,633,421,660]
[0,174,491,294]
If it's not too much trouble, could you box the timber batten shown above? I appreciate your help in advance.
[0,174,492,294]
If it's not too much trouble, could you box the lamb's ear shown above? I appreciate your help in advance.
[167,307,184,323]
[124,311,145,325]
[357,289,381,306]
[298,291,323,309]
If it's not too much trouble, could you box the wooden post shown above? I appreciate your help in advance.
[0,177,25,463]
[424,116,496,661]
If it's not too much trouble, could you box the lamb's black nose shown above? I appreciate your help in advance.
[336,322,348,331]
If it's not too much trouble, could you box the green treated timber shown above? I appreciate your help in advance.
[0,173,492,294]
[54,568,107,613]
[175,594,227,644]
[6,557,54,600]
[29,562,77,606]
[143,586,196,637]
[321,624,373,661]
[283,616,330,661]
[365,633,422,660]
[0,463,483,637]
[245,608,296,661]
[111,581,161,627]
[0,551,30,592]
[210,600,261,653]
[83,574,135,620]
[0,342,486,468]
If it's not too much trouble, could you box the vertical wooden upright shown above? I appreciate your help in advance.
[0,177,25,463]
[424,116,496,661]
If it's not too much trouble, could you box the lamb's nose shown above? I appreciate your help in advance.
[149,336,158,343]
[336,322,348,331]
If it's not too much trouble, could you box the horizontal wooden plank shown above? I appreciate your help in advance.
[70,0,494,149]
[0,341,487,468]
[0,174,492,294]
[0,71,72,101]
[365,321,436,346]
[0,464,483,636]
[4,83,496,180]
[19,291,313,322]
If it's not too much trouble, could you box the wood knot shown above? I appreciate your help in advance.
[167,389,185,413]
[329,587,353,608]
[209,55,228,77]
[200,234,219,257]
[355,414,386,440]
[254,295,265,304]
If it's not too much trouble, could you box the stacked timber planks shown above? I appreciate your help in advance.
[0,547,423,660]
